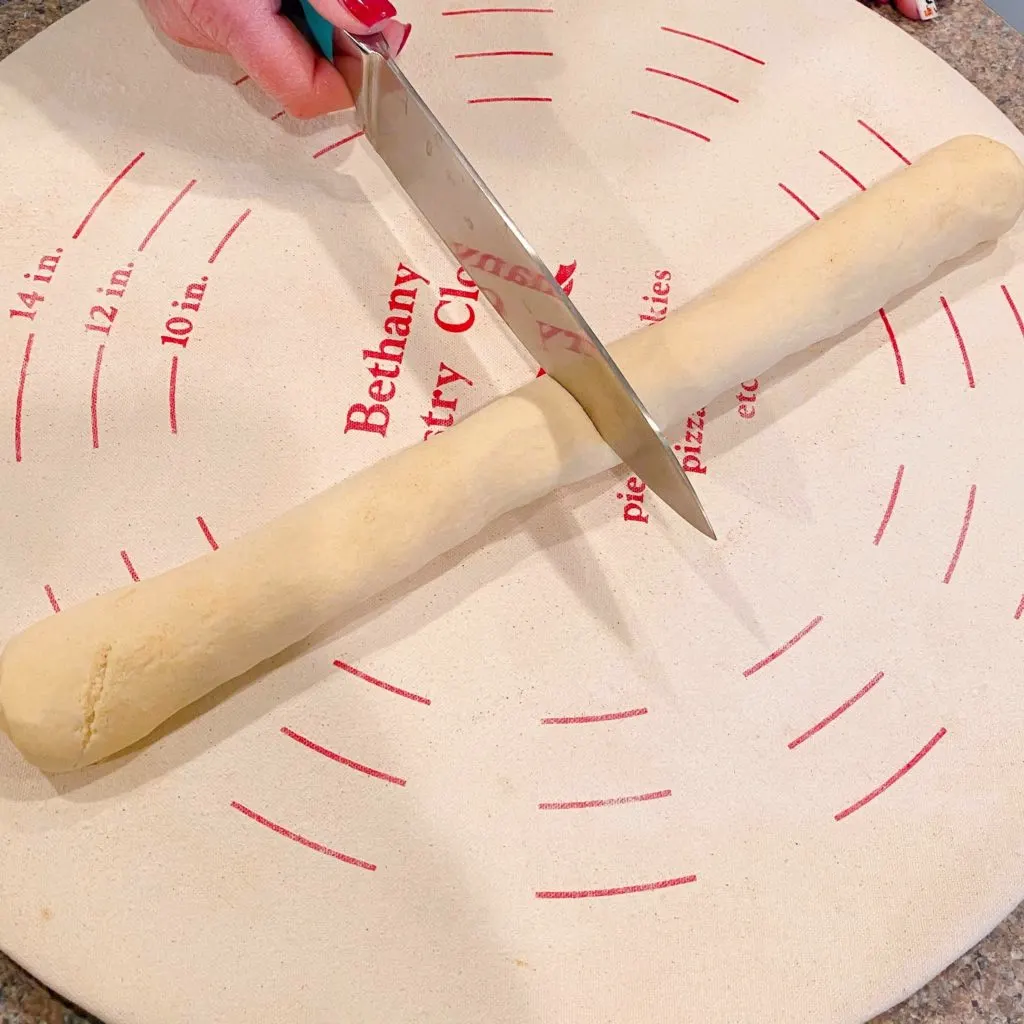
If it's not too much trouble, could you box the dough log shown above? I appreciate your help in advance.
[2,134,1022,773]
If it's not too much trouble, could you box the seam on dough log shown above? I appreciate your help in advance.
[81,642,111,753]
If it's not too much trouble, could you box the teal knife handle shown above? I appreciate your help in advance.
[285,0,336,60]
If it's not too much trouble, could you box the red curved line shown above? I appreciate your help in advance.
[743,615,823,677]
[536,874,697,899]
[281,727,407,786]
[138,179,197,252]
[778,182,819,221]
[312,130,365,160]
[208,208,252,264]
[788,672,884,750]
[197,515,218,550]
[541,707,648,725]
[1002,285,1023,340]
[539,789,671,810]
[443,6,553,12]
[169,356,179,435]
[90,344,105,449]
[943,484,976,584]
[873,464,905,546]
[857,119,911,165]
[44,585,60,613]
[630,110,710,142]
[660,26,765,65]
[878,308,905,385]
[271,110,286,121]
[455,49,553,58]
[819,150,865,191]
[834,727,947,821]
[644,67,739,102]
[467,96,552,104]
[233,74,250,86]
[1015,594,1024,621]
[940,296,975,388]
[120,549,139,582]
[334,659,431,705]
[13,333,33,463]
[72,152,145,240]
[230,801,376,870]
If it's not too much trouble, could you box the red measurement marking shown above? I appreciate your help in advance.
[788,672,884,750]
[541,707,648,725]
[13,333,33,463]
[43,585,60,614]
[644,67,739,102]
[878,307,905,385]
[630,110,710,142]
[468,96,552,104]
[443,6,553,13]
[197,515,218,550]
[281,727,407,786]
[312,130,365,160]
[333,659,431,705]
[660,26,765,65]
[943,484,976,584]
[208,208,251,264]
[1015,594,1024,621]
[778,182,819,220]
[940,296,975,388]
[169,355,179,435]
[271,110,286,120]
[72,151,145,240]
[233,74,249,85]
[536,874,697,899]
[539,789,671,810]
[230,801,376,870]
[1002,285,1024,340]
[138,179,197,252]
[857,119,911,165]
[743,615,823,678]
[834,727,947,821]
[455,49,554,58]
[819,150,865,191]
[90,345,105,449]
[874,464,905,546]
[120,550,139,582]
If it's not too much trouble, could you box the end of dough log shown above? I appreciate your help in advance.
[2,134,1022,774]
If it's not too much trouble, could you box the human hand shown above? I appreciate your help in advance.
[877,0,938,19]
[143,0,410,118]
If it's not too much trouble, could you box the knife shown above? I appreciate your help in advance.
[283,0,716,539]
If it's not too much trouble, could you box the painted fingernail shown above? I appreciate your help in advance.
[338,0,397,27]
[397,21,412,54]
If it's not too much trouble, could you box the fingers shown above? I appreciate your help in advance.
[145,0,411,119]
[223,12,355,116]
[143,0,221,50]
[305,0,411,55]
[307,0,395,33]
[892,0,928,18]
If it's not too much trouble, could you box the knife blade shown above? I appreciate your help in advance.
[286,3,715,539]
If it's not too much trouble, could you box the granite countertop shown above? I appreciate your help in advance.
[1,0,1024,1021]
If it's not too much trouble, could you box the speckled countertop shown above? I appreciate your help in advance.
[1,0,1024,1021]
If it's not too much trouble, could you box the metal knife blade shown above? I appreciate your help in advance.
[296,14,715,538]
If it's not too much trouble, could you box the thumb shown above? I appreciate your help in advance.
[305,0,412,54]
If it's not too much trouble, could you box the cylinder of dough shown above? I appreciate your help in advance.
[2,134,1022,773]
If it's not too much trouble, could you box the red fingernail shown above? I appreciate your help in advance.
[397,21,412,54]
[339,0,397,26]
